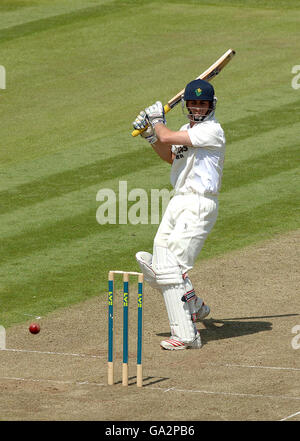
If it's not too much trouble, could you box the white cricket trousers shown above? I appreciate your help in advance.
[153,193,218,274]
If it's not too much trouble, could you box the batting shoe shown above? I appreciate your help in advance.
[160,332,202,350]
[194,301,210,322]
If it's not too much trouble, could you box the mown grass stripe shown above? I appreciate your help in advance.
[224,99,300,144]
[202,198,299,259]
[1,113,298,192]
[0,166,298,265]
[0,162,170,240]
[0,0,152,43]
[0,226,146,287]
[0,147,157,215]
[168,0,300,9]
[0,145,298,261]
[221,143,299,192]
[1,96,300,215]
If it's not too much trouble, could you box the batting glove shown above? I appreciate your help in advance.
[145,101,166,127]
[133,111,157,144]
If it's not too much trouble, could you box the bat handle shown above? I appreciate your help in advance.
[131,104,172,137]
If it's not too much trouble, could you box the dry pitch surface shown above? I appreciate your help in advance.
[0,230,299,421]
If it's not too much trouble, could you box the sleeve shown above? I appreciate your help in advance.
[172,123,189,154]
[187,123,225,149]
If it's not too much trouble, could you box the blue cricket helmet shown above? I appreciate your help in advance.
[182,79,217,122]
[183,79,215,102]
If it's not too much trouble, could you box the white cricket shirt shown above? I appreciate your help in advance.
[170,116,226,196]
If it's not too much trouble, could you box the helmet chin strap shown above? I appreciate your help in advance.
[184,97,217,123]
[188,108,211,123]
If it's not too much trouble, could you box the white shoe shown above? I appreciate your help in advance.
[160,332,202,350]
[194,302,210,322]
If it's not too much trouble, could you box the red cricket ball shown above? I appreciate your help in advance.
[29,323,40,334]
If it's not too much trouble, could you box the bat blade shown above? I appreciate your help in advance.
[131,48,235,137]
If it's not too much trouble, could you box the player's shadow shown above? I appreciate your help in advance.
[198,318,272,344]
[157,314,299,344]
[157,317,269,343]
[203,314,300,344]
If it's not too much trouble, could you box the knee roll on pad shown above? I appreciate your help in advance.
[152,246,183,285]
[135,251,161,291]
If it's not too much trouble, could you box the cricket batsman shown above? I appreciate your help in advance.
[133,79,226,350]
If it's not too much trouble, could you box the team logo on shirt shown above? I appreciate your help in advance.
[195,88,202,96]
[175,145,188,159]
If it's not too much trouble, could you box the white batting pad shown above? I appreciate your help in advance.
[162,283,198,343]
[135,251,161,290]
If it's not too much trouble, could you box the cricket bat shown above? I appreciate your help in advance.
[131,48,236,137]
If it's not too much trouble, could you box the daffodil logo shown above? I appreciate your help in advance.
[195,87,202,96]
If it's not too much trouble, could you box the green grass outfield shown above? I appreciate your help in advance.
[1,0,299,327]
